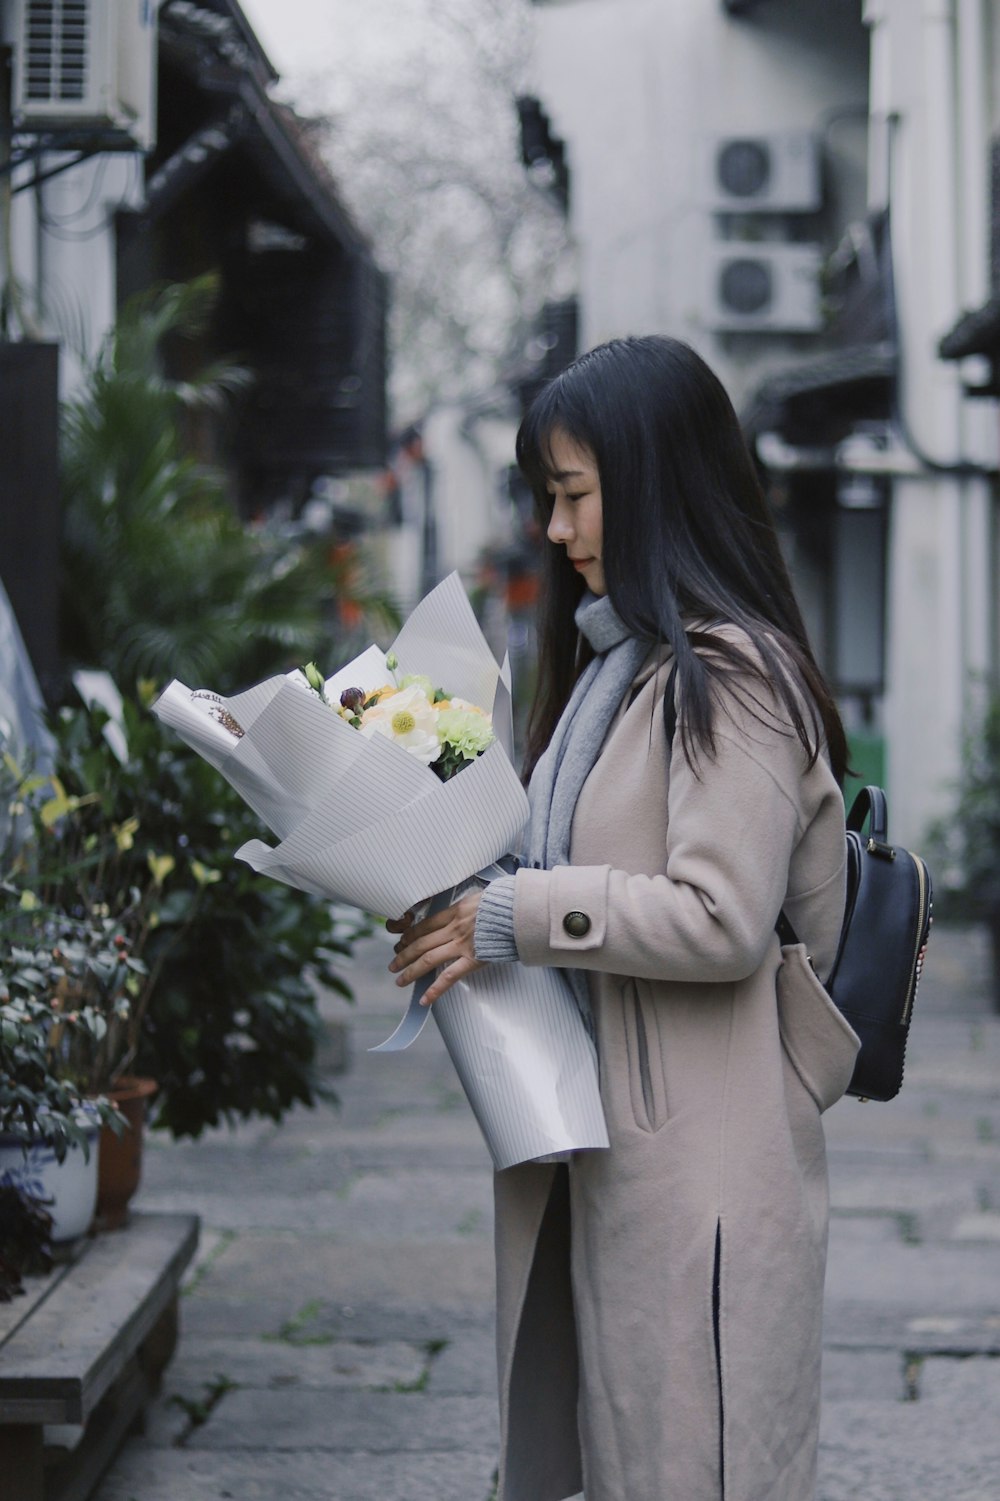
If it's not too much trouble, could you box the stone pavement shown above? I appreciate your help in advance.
[93,923,1000,1501]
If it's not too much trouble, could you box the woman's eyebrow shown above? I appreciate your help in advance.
[548,468,587,481]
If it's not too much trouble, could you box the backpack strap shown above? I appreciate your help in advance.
[846,785,888,841]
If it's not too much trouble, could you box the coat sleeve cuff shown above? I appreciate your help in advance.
[513,864,610,965]
[473,875,520,962]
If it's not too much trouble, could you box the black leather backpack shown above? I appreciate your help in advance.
[775,786,933,1101]
[663,670,933,1102]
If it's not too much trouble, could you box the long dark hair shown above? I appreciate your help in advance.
[517,335,848,784]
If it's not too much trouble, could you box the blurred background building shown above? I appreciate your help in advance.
[0,0,387,700]
[520,0,999,846]
[2,0,998,847]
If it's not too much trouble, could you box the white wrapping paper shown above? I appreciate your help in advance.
[153,573,609,1170]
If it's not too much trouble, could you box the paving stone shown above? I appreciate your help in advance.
[188,1387,499,1455]
[179,1294,309,1341]
[343,1169,494,1239]
[952,1212,1000,1240]
[159,1335,427,1393]
[825,1238,1000,1310]
[97,1448,497,1501]
[827,1212,908,1246]
[818,1395,1000,1501]
[827,1164,978,1218]
[427,1331,498,1397]
[267,1300,494,1346]
[824,1301,1000,1355]
[198,1232,495,1310]
[918,1353,1000,1404]
[821,1349,905,1402]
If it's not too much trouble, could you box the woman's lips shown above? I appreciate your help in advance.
[570,557,592,570]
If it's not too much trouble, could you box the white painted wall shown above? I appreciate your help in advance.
[528,0,999,845]
[7,152,144,397]
[422,405,517,578]
[866,0,998,843]
[531,0,870,408]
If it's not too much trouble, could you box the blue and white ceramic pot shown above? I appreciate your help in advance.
[0,1113,101,1242]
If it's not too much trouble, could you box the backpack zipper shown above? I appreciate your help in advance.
[901,856,929,1026]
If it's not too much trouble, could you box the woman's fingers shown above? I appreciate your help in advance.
[389,925,452,971]
[391,935,458,986]
[421,956,485,1006]
[387,893,484,994]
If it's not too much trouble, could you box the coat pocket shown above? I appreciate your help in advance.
[621,980,670,1132]
[776,943,861,1113]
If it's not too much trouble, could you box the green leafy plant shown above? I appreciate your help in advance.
[0,750,126,1154]
[59,276,394,693]
[2,739,162,1097]
[0,946,124,1156]
[14,696,368,1137]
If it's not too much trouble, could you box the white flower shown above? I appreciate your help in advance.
[359,684,441,765]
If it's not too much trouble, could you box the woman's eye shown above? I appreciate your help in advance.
[565,492,587,503]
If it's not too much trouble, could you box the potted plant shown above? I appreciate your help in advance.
[928,688,1000,1012]
[0,917,124,1242]
[1,742,160,1228]
[7,686,369,1144]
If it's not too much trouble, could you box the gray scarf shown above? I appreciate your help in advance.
[525,592,651,1024]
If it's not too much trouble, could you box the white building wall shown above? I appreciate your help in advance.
[423,406,517,579]
[528,0,999,846]
[531,0,870,408]
[866,0,998,844]
[7,153,144,397]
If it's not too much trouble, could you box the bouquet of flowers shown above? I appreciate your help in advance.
[153,573,608,1170]
[299,658,497,783]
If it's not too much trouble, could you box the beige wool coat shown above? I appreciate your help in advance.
[494,641,860,1501]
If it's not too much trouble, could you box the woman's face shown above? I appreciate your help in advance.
[544,428,606,597]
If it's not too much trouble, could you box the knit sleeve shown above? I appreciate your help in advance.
[473,875,520,963]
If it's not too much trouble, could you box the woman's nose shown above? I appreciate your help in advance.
[547,496,573,545]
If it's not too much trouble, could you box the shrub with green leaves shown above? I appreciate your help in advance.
[9,698,368,1138]
[59,276,394,693]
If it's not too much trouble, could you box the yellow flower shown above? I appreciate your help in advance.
[147,852,176,886]
[113,817,140,852]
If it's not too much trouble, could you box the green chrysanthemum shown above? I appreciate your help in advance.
[436,707,495,760]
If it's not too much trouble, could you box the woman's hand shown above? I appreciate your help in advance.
[386,892,485,1005]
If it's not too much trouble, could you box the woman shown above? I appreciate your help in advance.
[389,336,860,1501]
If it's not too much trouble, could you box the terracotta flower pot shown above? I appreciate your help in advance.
[96,1076,158,1230]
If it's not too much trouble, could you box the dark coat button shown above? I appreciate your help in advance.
[563,910,591,939]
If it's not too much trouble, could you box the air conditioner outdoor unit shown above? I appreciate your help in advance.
[702,243,824,332]
[12,0,157,152]
[700,132,821,213]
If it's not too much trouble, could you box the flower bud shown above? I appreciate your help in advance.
[301,662,327,698]
[340,687,366,713]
